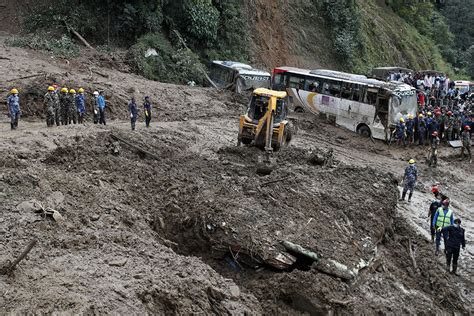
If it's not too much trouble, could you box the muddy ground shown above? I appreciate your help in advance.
[1,42,473,314]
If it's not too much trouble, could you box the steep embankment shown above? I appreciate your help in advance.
[245,0,450,73]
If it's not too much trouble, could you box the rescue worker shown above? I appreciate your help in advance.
[400,159,417,202]
[52,85,60,126]
[59,87,69,125]
[43,86,56,127]
[428,186,448,243]
[445,111,454,142]
[425,112,433,144]
[417,114,426,146]
[92,91,100,124]
[433,199,454,256]
[396,117,407,146]
[68,89,77,124]
[7,88,20,130]
[98,91,106,125]
[143,96,152,128]
[429,131,440,167]
[406,114,415,144]
[453,114,462,140]
[442,218,466,275]
[76,88,86,124]
[129,97,138,130]
[461,125,472,163]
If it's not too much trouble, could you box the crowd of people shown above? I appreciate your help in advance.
[6,86,154,131]
[401,160,466,275]
[389,71,473,164]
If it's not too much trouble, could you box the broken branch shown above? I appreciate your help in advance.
[407,238,418,272]
[7,73,45,82]
[1,240,38,274]
[260,177,288,187]
[91,69,109,78]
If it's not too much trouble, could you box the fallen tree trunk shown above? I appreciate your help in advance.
[91,69,109,78]
[7,73,45,82]
[172,30,218,89]
[110,134,160,160]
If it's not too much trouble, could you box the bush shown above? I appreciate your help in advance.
[184,0,220,47]
[320,0,363,64]
[127,32,205,84]
[6,34,80,59]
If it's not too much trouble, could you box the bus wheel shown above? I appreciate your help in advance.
[295,107,305,113]
[357,125,371,138]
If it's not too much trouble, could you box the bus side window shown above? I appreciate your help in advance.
[321,80,330,95]
[366,91,377,105]
[352,84,362,101]
[289,76,303,89]
[328,80,341,97]
[341,82,353,99]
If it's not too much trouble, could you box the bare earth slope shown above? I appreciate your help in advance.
[0,43,472,314]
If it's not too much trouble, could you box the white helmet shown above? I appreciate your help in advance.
[93,91,99,96]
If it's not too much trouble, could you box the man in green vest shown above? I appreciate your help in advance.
[432,199,454,256]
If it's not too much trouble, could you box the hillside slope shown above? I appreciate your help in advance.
[245,0,451,74]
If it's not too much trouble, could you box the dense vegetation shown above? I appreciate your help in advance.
[9,0,472,82]
[386,0,473,77]
[13,0,249,84]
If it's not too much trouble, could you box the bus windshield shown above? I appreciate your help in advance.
[239,75,271,91]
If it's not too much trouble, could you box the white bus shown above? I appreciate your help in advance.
[271,67,417,140]
[209,61,271,94]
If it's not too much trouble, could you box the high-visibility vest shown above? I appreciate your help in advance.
[435,207,452,228]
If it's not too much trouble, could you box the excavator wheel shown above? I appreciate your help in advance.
[241,138,252,145]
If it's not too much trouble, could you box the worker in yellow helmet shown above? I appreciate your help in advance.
[7,88,20,130]
[76,88,86,124]
[44,86,56,127]
[396,117,407,147]
[406,114,415,145]
[59,87,69,125]
[400,159,418,202]
[68,89,77,124]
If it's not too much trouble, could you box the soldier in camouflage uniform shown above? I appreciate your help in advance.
[59,87,69,125]
[53,86,61,126]
[43,86,56,127]
[445,111,454,142]
[461,125,472,163]
[68,89,77,124]
[429,131,440,167]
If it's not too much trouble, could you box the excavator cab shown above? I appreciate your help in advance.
[238,88,292,152]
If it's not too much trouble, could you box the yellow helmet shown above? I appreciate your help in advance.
[10,88,18,94]
[427,111,432,117]
[418,113,424,118]
[61,87,68,93]
[78,88,84,93]
[409,159,415,164]
[48,86,55,91]
[399,117,405,123]
[408,114,414,119]
[69,89,76,94]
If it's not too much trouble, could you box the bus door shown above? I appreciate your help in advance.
[375,93,390,128]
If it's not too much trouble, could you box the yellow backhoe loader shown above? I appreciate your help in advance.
[238,88,292,153]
